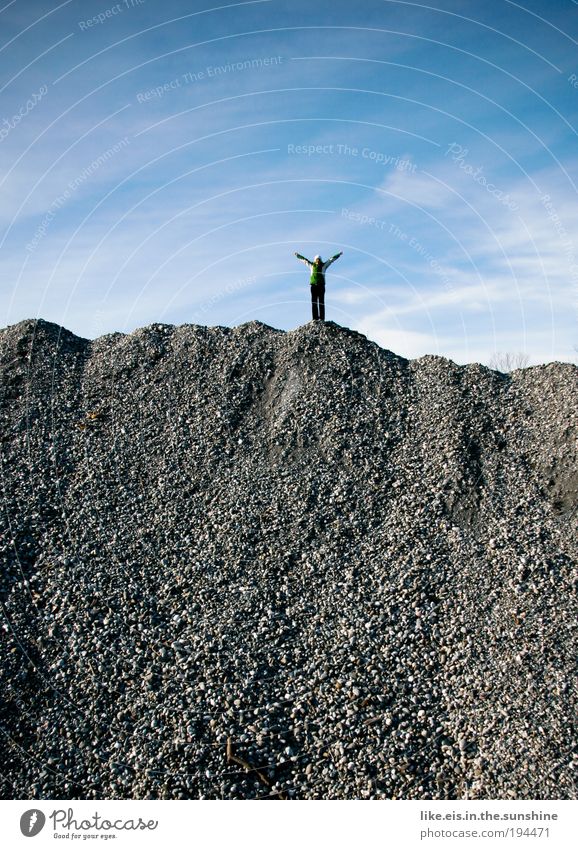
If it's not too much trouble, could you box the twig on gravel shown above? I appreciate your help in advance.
[226,736,287,799]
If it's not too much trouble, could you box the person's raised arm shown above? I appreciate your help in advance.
[323,251,343,270]
[294,252,312,267]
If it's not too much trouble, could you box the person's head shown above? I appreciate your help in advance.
[314,255,322,264]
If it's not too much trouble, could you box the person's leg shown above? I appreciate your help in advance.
[311,285,319,320]
[319,285,325,321]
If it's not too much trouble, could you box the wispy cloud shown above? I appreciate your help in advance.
[0,0,576,366]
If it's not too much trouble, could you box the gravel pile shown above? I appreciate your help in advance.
[0,317,576,800]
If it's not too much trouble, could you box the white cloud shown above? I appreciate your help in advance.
[379,166,452,209]
[356,316,442,359]
[356,304,576,367]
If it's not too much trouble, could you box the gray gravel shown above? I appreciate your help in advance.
[0,317,576,800]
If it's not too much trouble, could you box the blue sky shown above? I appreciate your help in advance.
[1,0,577,364]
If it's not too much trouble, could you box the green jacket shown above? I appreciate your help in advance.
[295,252,343,285]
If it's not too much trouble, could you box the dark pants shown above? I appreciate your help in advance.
[311,284,325,321]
